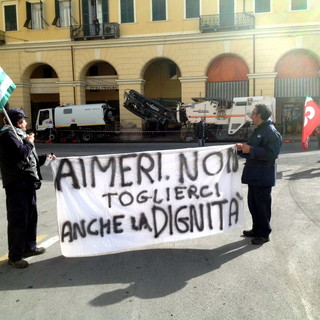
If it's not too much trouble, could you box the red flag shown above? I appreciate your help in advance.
[301,96,320,150]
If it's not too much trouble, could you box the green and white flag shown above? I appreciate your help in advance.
[0,67,16,111]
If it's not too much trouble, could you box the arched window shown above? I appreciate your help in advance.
[207,55,249,82]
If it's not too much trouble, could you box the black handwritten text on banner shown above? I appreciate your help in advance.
[51,145,245,257]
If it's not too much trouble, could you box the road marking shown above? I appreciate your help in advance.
[0,234,60,265]
[37,234,48,243]
[38,235,60,249]
[0,254,8,264]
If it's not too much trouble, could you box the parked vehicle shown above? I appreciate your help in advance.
[123,89,276,139]
[35,103,116,142]
[36,93,276,142]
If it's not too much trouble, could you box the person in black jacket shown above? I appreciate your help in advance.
[236,104,282,245]
[0,109,56,268]
[195,117,209,147]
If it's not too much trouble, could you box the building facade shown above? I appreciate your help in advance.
[0,0,319,137]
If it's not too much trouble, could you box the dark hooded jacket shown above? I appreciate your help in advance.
[0,125,46,188]
[237,120,282,187]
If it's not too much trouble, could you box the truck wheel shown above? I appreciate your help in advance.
[45,129,57,142]
[48,132,56,141]
[80,132,94,143]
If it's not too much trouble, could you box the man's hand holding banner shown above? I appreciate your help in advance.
[51,145,245,257]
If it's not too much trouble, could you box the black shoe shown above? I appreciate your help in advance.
[243,229,256,237]
[8,259,29,268]
[23,247,46,258]
[251,236,270,245]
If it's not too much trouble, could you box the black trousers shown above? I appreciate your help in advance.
[247,185,272,238]
[5,181,38,261]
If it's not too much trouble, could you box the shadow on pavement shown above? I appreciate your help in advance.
[286,167,320,180]
[0,238,257,305]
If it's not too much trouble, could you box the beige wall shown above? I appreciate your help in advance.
[2,0,320,44]
[3,30,320,123]
[0,0,319,129]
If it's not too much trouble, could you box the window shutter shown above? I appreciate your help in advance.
[69,0,73,26]
[102,0,109,23]
[152,0,166,21]
[82,0,90,35]
[121,0,134,23]
[40,0,43,28]
[82,0,89,25]
[52,0,60,26]
[23,2,32,29]
[40,1,49,28]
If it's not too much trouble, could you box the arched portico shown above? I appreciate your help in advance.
[275,49,320,135]
[206,54,250,101]
[20,63,60,129]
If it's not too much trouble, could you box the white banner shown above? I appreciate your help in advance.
[51,145,245,257]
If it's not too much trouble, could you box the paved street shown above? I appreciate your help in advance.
[0,140,319,320]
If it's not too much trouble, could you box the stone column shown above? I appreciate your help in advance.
[58,81,86,106]
[247,72,277,97]
[14,82,32,117]
[179,76,208,141]
[179,76,208,103]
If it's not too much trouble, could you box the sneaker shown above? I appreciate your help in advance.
[8,259,29,268]
[251,236,270,245]
[243,229,256,237]
[23,247,46,258]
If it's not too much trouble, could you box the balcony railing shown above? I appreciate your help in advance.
[0,30,5,45]
[71,22,120,41]
[200,12,255,33]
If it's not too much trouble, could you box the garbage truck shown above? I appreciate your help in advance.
[35,103,116,142]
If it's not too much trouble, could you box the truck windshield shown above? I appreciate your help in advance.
[39,110,50,123]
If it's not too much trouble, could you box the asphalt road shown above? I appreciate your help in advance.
[0,141,319,320]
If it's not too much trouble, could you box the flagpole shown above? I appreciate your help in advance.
[2,107,31,165]
[0,66,18,138]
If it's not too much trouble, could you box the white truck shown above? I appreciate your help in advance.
[123,90,276,139]
[182,96,276,134]
[35,103,115,142]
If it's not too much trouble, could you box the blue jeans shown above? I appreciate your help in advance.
[198,138,205,147]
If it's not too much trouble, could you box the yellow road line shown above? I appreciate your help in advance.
[0,254,8,264]
[0,234,48,265]
[37,234,47,243]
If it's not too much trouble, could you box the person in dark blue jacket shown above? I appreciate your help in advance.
[0,109,56,268]
[195,117,209,147]
[236,104,282,245]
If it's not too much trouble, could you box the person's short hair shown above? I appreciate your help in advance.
[255,104,272,120]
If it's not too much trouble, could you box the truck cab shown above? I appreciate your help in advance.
[35,108,55,140]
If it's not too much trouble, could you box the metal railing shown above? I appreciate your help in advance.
[71,22,120,40]
[0,30,5,45]
[200,12,255,32]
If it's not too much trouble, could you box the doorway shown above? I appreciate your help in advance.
[280,100,303,135]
